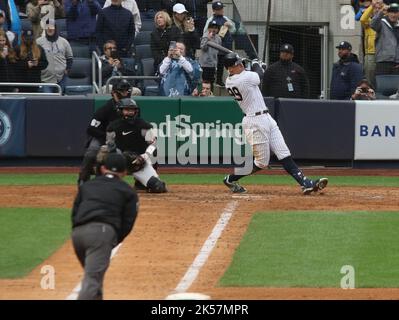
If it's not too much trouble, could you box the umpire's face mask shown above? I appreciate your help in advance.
[113,89,132,101]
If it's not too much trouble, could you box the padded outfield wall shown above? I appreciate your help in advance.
[0,96,397,163]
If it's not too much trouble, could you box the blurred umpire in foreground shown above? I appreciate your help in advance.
[72,153,139,300]
[262,44,310,99]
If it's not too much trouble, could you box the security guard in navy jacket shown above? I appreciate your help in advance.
[72,153,139,300]
[262,44,310,99]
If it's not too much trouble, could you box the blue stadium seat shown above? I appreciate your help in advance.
[134,31,152,46]
[64,58,92,95]
[375,75,399,98]
[140,57,159,96]
[70,42,91,58]
[140,18,154,32]
[135,44,152,60]
[55,18,67,38]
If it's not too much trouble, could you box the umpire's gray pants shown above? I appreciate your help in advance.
[72,222,118,300]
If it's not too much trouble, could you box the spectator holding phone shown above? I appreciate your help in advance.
[159,41,201,96]
[0,29,18,92]
[15,29,48,92]
[192,80,214,97]
[100,40,141,94]
[351,79,376,100]
[170,3,200,59]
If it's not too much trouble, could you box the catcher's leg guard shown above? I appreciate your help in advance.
[147,176,168,193]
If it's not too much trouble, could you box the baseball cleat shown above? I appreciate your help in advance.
[302,185,314,195]
[223,175,247,193]
[301,178,315,195]
[313,177,328,192]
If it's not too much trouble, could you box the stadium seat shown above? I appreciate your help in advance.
[70,43,91,58]
[375,75,399,98]
[134,31,152,46]
[140,57,159,96]
[140,18,154,32]
[135,44,152,60]
[55,18,67,38]
[64,58,92,95]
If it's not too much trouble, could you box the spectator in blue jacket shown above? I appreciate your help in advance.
[95,0,134,57]
[159,41,201,96]
[330,41,364,100]
[64,0,101,52]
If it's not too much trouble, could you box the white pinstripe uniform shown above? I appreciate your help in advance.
[226,70,291,169]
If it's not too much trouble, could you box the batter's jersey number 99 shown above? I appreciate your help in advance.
[227,87,243,101]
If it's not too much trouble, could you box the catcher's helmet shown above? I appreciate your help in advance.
[117,98,140,121]
[112,79,132,98]
[223,52,242,69]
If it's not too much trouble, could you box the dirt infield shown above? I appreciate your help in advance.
[1,173,399,300]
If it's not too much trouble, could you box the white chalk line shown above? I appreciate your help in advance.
[168,200,239,296]
[65,243,123,300]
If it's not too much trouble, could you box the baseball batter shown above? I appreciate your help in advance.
[223,52,328,195]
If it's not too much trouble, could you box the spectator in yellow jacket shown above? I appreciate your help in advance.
[360,0,379,87]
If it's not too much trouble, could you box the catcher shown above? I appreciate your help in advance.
[77,79,132,186]
[102,98,168,193]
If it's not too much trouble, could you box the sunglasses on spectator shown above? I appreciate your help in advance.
[106,46,117,50]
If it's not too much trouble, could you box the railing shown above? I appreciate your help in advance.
[104,75,160,94]
[92,51,103,94]
[0,83,62,95]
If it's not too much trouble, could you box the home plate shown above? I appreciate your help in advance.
[165,292,211,300]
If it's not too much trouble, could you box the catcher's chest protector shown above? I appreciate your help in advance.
[110,119,151,154]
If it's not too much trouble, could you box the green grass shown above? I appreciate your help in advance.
[220,211,399,288]
[0,208,71,278]
[0,173,399,187]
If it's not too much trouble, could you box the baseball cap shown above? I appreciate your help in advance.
[104,153,126,173]
[0,9,5,17]
[209,20,221,28]
[280,43,294,53]
[45,19,56,29]
[212,1,225,10]
[388,3,399,12]
[173,3,188,14]
[336,41,352,50]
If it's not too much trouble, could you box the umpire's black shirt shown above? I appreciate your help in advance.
[72,174,138,243]
[86,99,119,144]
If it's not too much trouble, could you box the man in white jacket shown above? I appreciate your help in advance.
[37,19,73,92]
[103,0,141,35]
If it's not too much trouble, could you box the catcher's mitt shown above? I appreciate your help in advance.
[123,151,146,173]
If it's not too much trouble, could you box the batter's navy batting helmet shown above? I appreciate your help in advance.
[117,98,140,121]
[223,52,242,69]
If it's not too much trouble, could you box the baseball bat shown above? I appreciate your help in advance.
[206,42,234,55]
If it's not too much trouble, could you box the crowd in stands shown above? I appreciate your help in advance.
[3,0,398,99]
[1,0,252,96]
[345,0,399,100]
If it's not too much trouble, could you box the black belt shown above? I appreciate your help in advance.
[244,110,268,116]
